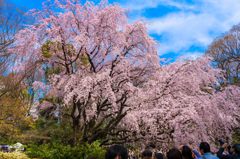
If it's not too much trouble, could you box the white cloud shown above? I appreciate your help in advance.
[119,0,240,60]
[177,51,204,62]
[147,12,216,54]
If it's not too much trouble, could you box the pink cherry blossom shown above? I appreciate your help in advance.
[11,0,240,148]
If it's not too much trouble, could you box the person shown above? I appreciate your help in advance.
[199,142,219,159]
[105,145,128,159]
[192,148,202,159]
[232,144,240,159]
[155,152,164,159]
[217,143,240,159]
[217,143,231,159]
[142,149,153,159]
[181,145,195,159]
[167,148,182,159]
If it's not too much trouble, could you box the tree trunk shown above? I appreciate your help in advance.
[72,116,80,145]
[71,101,80,145]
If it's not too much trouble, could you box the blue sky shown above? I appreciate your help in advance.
[9,0,240,62]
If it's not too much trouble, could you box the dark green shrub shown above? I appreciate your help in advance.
[26,141,106,159]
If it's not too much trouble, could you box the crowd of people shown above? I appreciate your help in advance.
[105,142,240,159]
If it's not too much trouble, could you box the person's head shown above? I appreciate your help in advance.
[181,145,194,159]
[199,142,210,155]
[167,148,182,159]
[105,145,128,159]
[142,149,153,159]
[155,152,164,159]
[146,142,156,150]
[232,144,240,155]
